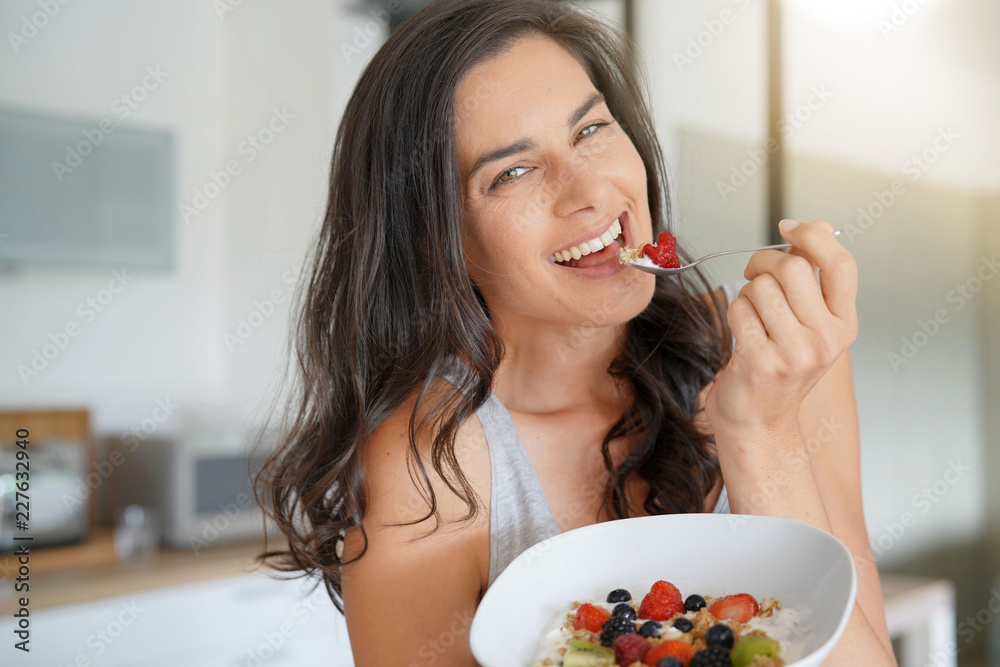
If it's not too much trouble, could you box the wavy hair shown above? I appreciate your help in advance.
[252,0,733,613]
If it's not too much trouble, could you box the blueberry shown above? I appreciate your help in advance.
[672,617,693,633]
[612,603,636,620]
[705,623,735,649]
[607,588,632,603]
[656,659,684,667]
[638,620,661,638]
[684,594,707,612]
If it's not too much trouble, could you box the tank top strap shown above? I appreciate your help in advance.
[438,354,562,588]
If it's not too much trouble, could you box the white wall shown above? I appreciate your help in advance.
[634,0,769,285]
[0,0,369,443]
[634,0,999,574]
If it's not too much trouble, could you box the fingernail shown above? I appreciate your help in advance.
[779,219,800,232]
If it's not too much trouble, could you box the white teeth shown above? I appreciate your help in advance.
[550,214,625,264]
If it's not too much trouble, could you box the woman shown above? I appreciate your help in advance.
[253,0,895,664]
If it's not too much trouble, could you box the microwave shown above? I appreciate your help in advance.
[107,435,280,550]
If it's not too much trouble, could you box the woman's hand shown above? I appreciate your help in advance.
[703,219,859,445]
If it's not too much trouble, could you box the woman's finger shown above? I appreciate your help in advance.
[776,219,858,326]
[743,247,829,330]
[738,273,804,347]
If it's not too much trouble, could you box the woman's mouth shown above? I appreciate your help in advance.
[548,214,624,269]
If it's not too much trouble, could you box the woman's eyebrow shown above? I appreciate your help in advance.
[465,91,606,180]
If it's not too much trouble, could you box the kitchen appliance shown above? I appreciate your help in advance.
[0,438,89,551]
[107,434,277,550]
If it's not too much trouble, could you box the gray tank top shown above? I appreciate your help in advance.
[438,279,748,588]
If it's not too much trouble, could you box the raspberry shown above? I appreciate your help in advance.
[574,603,611,633]
[709,594,759,624]
[613,632,649,665]
[641,231,680,268]
[644,640,696,667]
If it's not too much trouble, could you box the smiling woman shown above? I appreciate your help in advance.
[251,1,894,665]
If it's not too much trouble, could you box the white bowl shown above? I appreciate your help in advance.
[470,513,856,667]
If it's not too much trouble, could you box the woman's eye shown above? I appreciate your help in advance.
[577,121,613,139]
[493,166,529,188]
[488,121,614,190]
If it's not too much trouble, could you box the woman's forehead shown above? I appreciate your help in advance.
[453,35,600,173]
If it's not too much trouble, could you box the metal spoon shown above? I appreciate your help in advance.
[624,229,842,277]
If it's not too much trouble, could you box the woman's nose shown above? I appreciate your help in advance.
[549,154,613,219]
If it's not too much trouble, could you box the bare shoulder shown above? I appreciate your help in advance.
[341,380,490,666]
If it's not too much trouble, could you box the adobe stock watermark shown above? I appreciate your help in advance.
[340,1,406,63]
[181,106,295,225]
[49,65,169,183]
[189,492,255,555]
[878,0,932,41]
[887,255,999,372]
[61,398,178,513]
[233,584,334,667]
[7,0,72,54]
[868,459,971,562]
[17,269,134,385]
[717,84,834,202]
[224,264,301,352]
[212,0,244,20]
[53,600,144,667]
[672,0,751,73]
[726,415,844,534]
[926,587,1000,667]
[841,126,959,244]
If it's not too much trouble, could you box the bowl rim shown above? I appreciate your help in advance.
[470,513,858,667]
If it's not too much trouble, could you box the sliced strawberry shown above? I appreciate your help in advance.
[644,639,695,666]
[709,593,759,623]
[638,580,684,621]
[574,602,611,633]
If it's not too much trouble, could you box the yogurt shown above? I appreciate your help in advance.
[531,598,812,666]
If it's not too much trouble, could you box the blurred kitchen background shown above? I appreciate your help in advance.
[0,0,997,665]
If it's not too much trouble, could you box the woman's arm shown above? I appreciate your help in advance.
[705,219,897,665]
[341,397,488,667]
[799,348,894,658]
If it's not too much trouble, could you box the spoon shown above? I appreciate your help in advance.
[624,230,842,277]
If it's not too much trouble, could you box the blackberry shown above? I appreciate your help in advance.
[684,594,707,612]
[672,617,693,633]
[600,615,636,647]
[705,624,735,650]
[612,603,637,620]
[638,620,661,638]
[690,646,733,667]
[656,659,684,667]
[607,588,632,603]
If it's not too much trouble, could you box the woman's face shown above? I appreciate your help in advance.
[454,34,656,334]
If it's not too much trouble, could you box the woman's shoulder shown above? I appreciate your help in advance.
[356,377,492,529]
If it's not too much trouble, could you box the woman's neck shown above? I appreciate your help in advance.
[488,309,629,415]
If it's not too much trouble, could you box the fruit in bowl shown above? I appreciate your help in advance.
[533,580,804,666]
[468,514,856,667]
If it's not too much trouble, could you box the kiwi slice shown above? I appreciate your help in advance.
[563,641,616,667]
[730,635,781,667]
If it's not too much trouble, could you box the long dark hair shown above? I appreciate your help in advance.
[252,0,732,613]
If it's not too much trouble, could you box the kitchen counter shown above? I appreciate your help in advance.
[0,527,288,614]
